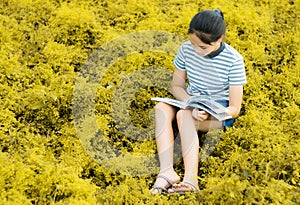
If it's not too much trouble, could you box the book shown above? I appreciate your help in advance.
[151,96,232,121]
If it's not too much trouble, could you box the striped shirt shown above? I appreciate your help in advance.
[174,41,247,101]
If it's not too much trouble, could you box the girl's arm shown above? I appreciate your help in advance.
[226,85,244,118]
[171,68,190,101]
[172,68,209,121]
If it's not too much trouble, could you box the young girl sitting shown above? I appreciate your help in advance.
[150,9,247,195]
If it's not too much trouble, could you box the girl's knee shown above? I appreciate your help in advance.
[155,102,169,110]
[155,102,177,112]
[155,102,177,120]
[176,109,191,120]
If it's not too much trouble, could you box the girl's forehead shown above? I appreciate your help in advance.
[189,34,214,46]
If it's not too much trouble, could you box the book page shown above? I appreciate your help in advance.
[186,96,226,114]
[151,97,186,109]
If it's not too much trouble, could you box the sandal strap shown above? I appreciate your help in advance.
[150,174,180,195]
[169,181,199,194]
[180,181,199,191]
[151,185,168,193]
[156,174,177,186]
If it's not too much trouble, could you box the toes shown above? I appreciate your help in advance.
[150,188,159,195]
[167,182,197,194]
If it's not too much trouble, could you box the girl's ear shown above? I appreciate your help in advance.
[217,35,224,43]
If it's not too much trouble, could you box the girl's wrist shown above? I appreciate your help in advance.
[225,107,233,117]
[183,97,190,102]
[225,106,238,118]
[225,107,230,114]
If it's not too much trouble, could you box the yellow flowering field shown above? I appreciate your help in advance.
[0,0,299,204]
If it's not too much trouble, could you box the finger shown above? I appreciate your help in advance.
[192,108,198,117]
[198,110,207,115]
[197,113,206,121]
[192,110,201,121]
[198,111,209,121]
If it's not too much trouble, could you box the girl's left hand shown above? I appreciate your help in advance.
[192,108,209,121]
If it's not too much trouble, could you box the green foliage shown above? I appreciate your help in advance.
[0,0,299,204]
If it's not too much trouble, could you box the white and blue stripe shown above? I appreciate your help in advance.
[173,41,246,100]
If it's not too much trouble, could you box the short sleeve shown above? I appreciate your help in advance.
[173,44,186,71]
[229,57,247,85]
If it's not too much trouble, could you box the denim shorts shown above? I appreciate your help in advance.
[215,100,236,129]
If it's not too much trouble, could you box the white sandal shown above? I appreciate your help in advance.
[150,174,180,195]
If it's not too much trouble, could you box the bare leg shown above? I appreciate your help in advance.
[176,109,199,187]
[151,102,180,194]
[173,112,223,191]
[196,116,223,162]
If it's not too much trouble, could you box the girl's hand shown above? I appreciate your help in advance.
[192,108,209,121]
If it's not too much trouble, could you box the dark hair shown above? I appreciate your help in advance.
[188,10,226,45]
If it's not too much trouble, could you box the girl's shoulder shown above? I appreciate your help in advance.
[180,41,203,55]
[176,41,194,56]
[222,42,243,60]
[180,41,193,49]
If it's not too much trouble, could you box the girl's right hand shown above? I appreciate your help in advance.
[192,108,209,121]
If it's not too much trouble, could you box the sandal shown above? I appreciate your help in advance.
[168,181,199,195]
[150,174,180,195]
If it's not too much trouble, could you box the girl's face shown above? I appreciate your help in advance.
[189,33,222,56]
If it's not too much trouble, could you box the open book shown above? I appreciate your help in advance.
[151,96,232,121]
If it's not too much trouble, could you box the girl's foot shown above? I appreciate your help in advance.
[150,171,180,195]
[168,181,199,194]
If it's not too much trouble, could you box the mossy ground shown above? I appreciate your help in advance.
[0,0,299,204]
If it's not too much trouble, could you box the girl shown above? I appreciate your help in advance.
[150,9,247,194]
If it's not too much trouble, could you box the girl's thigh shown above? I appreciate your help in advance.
[195,116,223,132]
